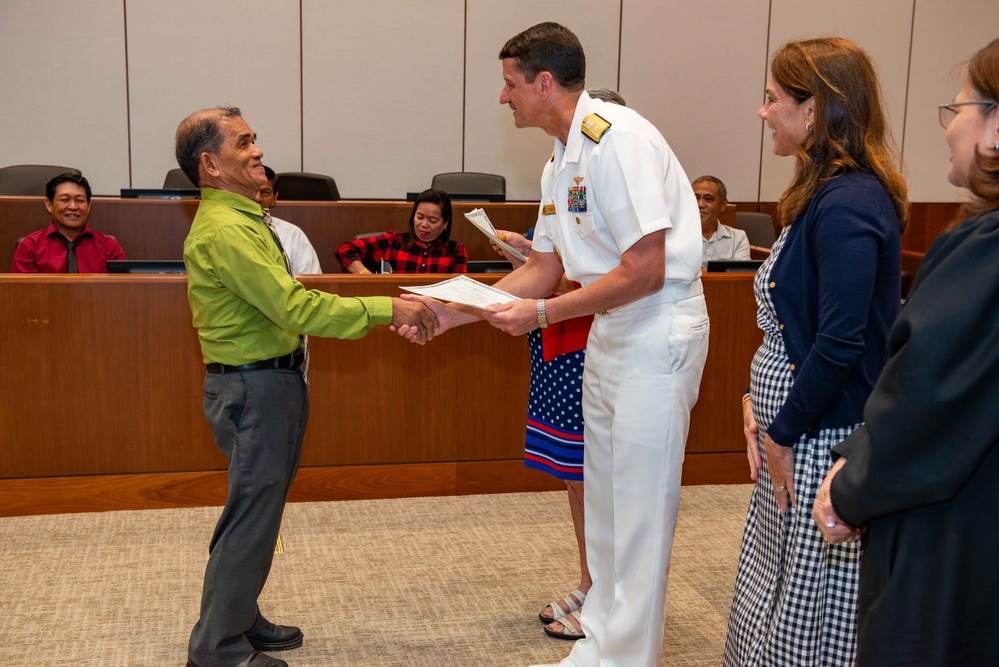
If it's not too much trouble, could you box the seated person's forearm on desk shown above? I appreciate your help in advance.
[344,260,372,275]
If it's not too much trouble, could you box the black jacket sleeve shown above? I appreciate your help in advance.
[830,215,999,526]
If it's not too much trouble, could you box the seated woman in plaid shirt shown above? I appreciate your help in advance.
[336,188,468,274]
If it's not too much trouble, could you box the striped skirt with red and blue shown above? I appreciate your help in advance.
[523,329,585,481]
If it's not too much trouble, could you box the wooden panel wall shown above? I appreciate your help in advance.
[0,272,758,515]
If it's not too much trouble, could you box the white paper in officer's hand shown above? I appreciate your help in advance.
[464,208,528,262]
[401,275,518,310]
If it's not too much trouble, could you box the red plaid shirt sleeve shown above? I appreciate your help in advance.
[336,232,395,270]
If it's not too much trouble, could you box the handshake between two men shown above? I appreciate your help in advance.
[393,229,545,343]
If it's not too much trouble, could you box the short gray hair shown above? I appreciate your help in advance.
[692,174,728,201]
[175,107,242,186]
[588,87,626,106]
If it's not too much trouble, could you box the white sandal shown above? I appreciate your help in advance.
[543,609,585,640]
[538,588,586,623]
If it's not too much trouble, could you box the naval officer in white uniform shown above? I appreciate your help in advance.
[398,22,708,667]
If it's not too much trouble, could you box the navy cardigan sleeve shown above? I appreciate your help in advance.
[766,172,901,446]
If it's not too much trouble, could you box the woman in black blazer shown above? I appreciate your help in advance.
[814,38,999,666]
[723,38,909,666]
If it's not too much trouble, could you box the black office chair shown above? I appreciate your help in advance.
[0,165,83,196]
[163,168,197,189]
[431,172,506,200]
[734,211,777,248]
[353,231,387,240]
[276,172,340,201]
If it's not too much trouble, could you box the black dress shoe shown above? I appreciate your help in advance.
[246,622,304,652]
[187,652,288,667]
[238,653,288,667]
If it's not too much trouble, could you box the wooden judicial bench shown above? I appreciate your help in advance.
[0,196,959,271]
[0,196,545,272]
[0,272,757,517]
[0,197,959,517]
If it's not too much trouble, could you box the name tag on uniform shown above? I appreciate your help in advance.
[542,203,556,215]
[568,186,587,212]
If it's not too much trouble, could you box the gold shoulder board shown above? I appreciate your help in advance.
[581,113,611,143]
[550,150,555,163]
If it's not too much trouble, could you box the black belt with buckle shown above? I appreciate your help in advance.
[206,348,304,374]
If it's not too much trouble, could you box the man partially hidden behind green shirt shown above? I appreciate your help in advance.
[177,107,438,667]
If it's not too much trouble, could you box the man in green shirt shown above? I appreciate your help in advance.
[177,107,437,667]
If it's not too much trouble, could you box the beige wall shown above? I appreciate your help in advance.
[125,0,303,191]
[1,0,995,201]
[0,0,131,193]
[302,0,465,199]
[464,0,622,199]
[759,0,915,201]
[619,0,771,201]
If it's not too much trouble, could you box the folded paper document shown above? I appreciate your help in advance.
[401,275,519,310]
[464,208,528,263]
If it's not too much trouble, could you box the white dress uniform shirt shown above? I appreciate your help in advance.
[530,91,709,667]
[532,93,702,289]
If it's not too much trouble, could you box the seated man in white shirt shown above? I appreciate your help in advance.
[693,175,750,268]
[256,166,323,274]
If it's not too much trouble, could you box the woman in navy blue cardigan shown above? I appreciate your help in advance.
[724,38,909,666]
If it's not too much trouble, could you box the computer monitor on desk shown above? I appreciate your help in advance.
[107,260,187,274]
[706,260,764,273]
[120,188,200,199]
[466,260,513,273]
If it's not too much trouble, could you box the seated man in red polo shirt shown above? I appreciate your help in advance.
[12,173,126,273]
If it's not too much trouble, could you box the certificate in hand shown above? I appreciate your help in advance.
[401,275,519,310]
[463,208,528,263]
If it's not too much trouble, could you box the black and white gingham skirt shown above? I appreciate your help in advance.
[724,233,863,666]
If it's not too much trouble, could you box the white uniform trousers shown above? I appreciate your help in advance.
[565,282,709,667]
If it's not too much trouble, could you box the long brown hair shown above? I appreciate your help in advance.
[962,38,999,219]
[770,38,909,231]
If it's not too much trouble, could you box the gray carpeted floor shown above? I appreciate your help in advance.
[0,485,752,666]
